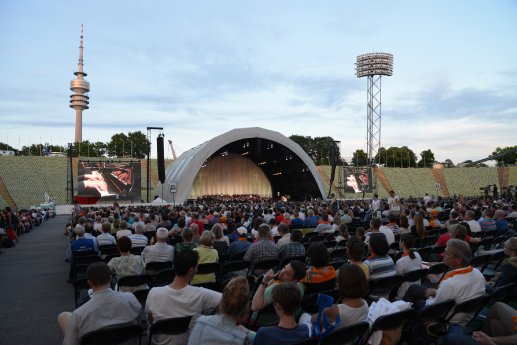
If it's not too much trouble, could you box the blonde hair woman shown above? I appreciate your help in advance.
[191,230,219,284]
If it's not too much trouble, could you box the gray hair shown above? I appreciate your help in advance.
[74,224,85,236]
[447,239,472,267]
[135,223,144,234]
[258,223,272,239]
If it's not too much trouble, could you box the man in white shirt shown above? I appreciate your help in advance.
[464,210,482,234]
[388,190,401,214]
[365,217,395,245]
[145,249,221,345]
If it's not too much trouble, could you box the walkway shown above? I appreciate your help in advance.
[0,215,72,345]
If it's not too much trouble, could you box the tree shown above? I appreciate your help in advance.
[399,146,417,167]
[127,131,150,159]
[352,149,368,166]
[0,142,18,154]
[418,149,435,168]
[107,133,128,158]
[492,146,517,166]
[443,159,455,168]
[289,135,340,165]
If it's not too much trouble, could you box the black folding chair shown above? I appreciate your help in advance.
[330,248,347,262]
[152,268,175,287]
[423,263,449,288]
[445,294,490,323]
[361,309,414,345]
[148,316,192,345]
[116,274,149,291]
[304,278,337,295]
[368,274,402,302]
[74,277,91,308]
[191,262,220,291]
[278,255,306,270]
[221,260,250,276]
[470,253,492,272]
[320,321,370,345]
[248,259,280,276]
[80,322,142,345]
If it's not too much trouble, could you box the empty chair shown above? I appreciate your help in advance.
[407,299,455,341]
[79,322,142,345]
[445,294,490,324]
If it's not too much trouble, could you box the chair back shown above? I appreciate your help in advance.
[368,275,402,301]
[330,261,346,271]
[195,262,220,275]
[362,309,414,345]
[302,289,339,314]
[320,321,370,345]
[249,259,280,276]
[279,256,307,270]
[221,260,250,275]
[153,268,175,287]
[304,278,337,295]
[132,288,150,308]
[416,299,455,323]
[415,246,432,261]
[446,295,490,322]
[424,262,448,282]
[74,277,91,308]
[402,268,429,284]
[330,248,347,261]
[491,282,516,302]
[470,254,492,272]
[148,316,192,345]
[130,246,145,255]
[80,323,142,345]
[309,235,325,242]
[145,261,173,274]
[116,275,149,291]
[228,251,246,261]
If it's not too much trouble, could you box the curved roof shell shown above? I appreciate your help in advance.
[157,127,326,203]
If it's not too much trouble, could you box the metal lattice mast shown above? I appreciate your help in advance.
[356,53,393,166]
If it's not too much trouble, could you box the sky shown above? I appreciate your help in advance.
[0,0,516,164]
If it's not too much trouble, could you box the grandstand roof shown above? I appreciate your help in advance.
[156,127,326,203]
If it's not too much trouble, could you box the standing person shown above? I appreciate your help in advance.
[188,277,250,345]
[248,283,310,345]
[388,190,401,215]
[58,263,141,345]
[145,249,222,345]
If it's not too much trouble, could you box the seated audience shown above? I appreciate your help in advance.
[129,223,148,248]
[364,233,396,280]
[145,249,222,345]
[275,223,291,247]
[58,262,141,345]
[107,236,147,292]
[175,227,197,253]
[211,223,229,256]
[312,264,369,333]
[278,229,305,262]
[244,224,279,275]
[249,283,310,345]
[191,230,219,285]
[227,227,252,258]
[302,242,336,284]
[395,234,422,299]
[347,237,369,279]
[96,222,117,247]
[188,276,250,345]
[141,227,174,264]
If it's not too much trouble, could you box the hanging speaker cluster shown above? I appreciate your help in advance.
[157,135,165,184]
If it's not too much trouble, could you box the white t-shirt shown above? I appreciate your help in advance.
[388,195,401,211]
[146,285,222,345]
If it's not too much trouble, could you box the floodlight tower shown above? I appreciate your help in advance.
[70,24,90,143]
[355,53,393,167]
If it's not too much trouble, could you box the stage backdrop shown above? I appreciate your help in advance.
[188,153,271,198]
[76,160,141,202]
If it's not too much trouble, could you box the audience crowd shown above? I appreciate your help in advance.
[38,191,517,344]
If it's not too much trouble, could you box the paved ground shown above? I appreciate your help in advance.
[0,215,72,345]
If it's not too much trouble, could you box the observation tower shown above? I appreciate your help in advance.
[70,24,90,143]
[355,52,393,167]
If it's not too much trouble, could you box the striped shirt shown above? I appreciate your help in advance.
[364,255,396,280]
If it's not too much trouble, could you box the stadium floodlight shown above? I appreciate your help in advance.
[355,52,393,168]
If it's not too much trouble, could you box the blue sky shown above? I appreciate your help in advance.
[0,0,516,163]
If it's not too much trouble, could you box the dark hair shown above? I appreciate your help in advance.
[87,262,112,286]
[370,218,382,230]
[174,249,199,276]
[290,229,303,242]
[117,236,132,252]
[271,282,301,316]
[182,227,193,241]
[346,237,365,262]
[307,242,330,268]
[337,264,368,300]
[289,260,306,281]
[400,233,416,259]
[369,233,389,256]
[399,215,409,228]
[177,217,186,228]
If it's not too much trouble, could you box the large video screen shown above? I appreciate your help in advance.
[77,160,141,201]
[344,167,373,193]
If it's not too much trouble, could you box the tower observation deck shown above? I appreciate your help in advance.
[70,24,90,143]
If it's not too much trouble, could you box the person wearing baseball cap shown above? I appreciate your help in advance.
[227,226,251,259]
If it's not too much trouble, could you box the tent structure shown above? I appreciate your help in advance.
[156,127,326,204]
